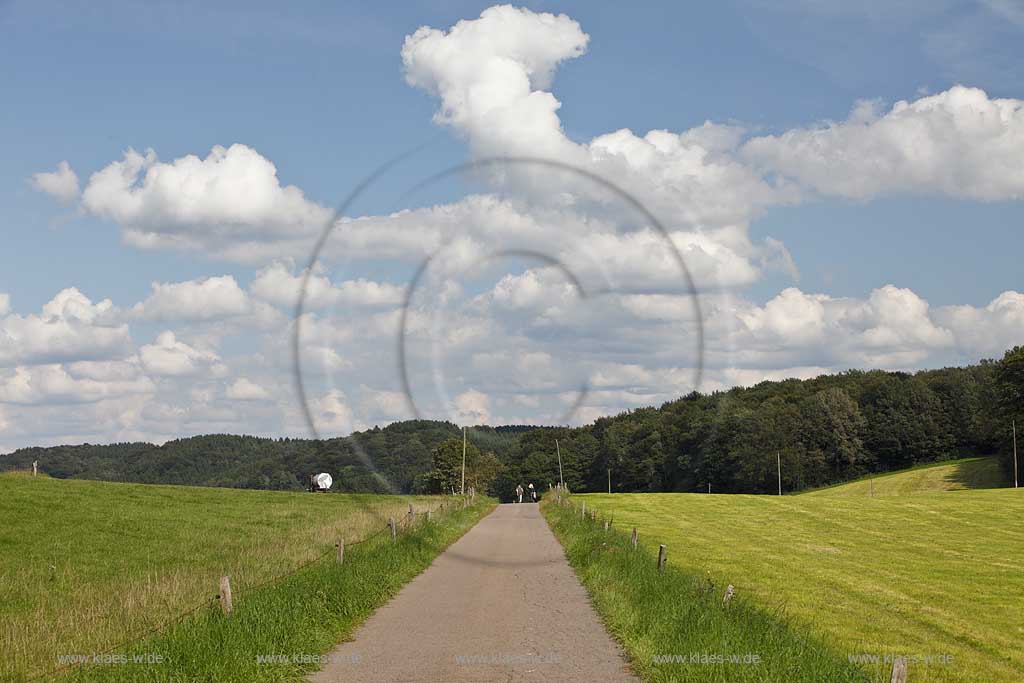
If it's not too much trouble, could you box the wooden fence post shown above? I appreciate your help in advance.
[631,527,638,550]
[219,576,233,615]
[336,539,344,564]
[890,657,907,683]
[657,545,667,572]
[388,517,397,543]
[581,501,586,518]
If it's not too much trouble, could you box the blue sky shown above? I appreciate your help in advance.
[1,1,1022,450]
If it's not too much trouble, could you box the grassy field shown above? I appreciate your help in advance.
[0,473,484,682]
[570,481,1023,682]
[805,456,1009,497]
[543,498,872,683]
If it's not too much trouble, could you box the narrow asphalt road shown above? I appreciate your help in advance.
[309,502,638,682]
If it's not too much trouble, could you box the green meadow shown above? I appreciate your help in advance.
[0,473,487,682]
[568,461,1023,682]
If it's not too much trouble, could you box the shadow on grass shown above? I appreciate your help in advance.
[943,457,1010,491]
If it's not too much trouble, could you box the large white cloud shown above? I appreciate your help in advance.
[138,331,225,377]
[250,263,404,309]
[80,144,333,261]
[935,290,1024,357]
[401,6,788,232]
[725,285,957,367]
[226,377,271,401]
[0,362,155,405]
[743,86,1024,200]
[130,276,252,321]
[403,5,588,158]
[0,289,132,367]
[309,389,357,435]
[453,388,491,425]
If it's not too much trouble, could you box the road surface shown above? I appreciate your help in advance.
[309,502,638,682]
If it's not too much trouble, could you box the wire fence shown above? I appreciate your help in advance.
[24,496,475,683]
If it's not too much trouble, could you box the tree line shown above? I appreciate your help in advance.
[495,347,1022,498]
[3,348,1020,500]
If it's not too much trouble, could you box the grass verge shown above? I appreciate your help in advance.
[542,495,873,683]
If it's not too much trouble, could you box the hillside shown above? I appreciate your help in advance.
[804,456,1010,497]
[0,422,527,494]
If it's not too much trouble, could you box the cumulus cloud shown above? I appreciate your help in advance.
[130,276,252,321]
[486,269,578,312]
[935,290,1024,357]
[402,7,786,231]
[0,362,155,405]
[726,285,957,367]
[31,160,80,203]
[139,331,225,377]
[0,288,132,367]
[362,386,410,420]
[743,86,1024,200]
[310,389,356,435]
[403,5,588,156]
[453,388,490,425]
[250,263,404,309]
[79,144,332,261]
[226,377,271,401]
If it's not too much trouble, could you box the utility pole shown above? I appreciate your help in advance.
[461,427,467,496]
[708,482,711,494]
[1014,419,1019,489]
[556,439,564,488]
[607,468,611,494]
[777,452,782,496]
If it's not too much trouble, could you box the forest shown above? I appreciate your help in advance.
[3,347,1021,500]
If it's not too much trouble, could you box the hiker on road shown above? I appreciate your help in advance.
[528,483,537,502]
[515,484,524,503]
